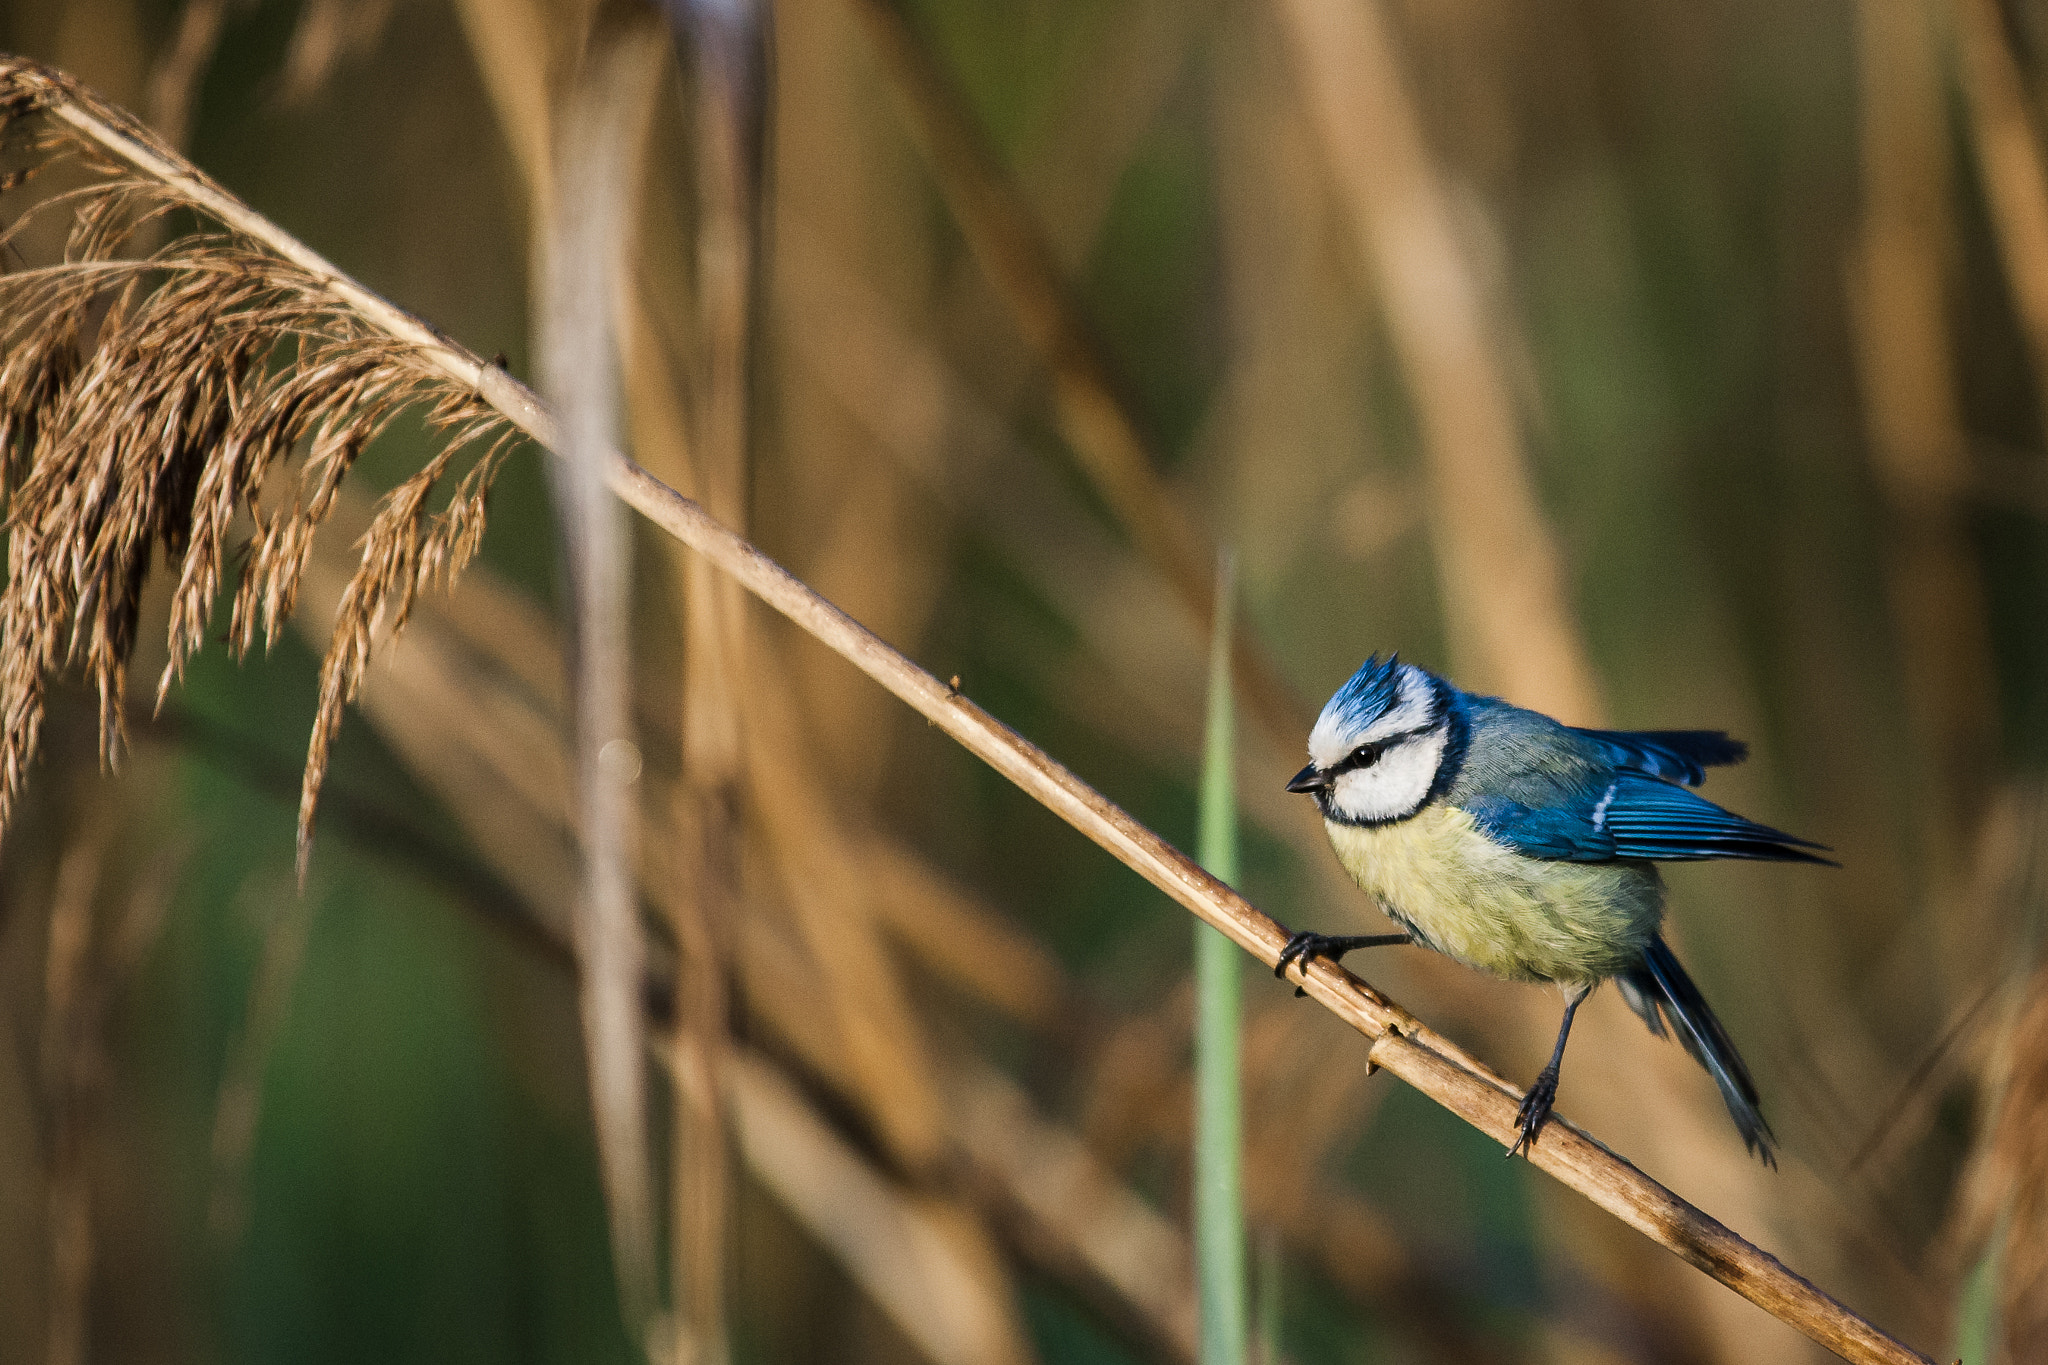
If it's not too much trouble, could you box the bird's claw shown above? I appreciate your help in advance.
[1508,1065,1561,1159]
[1275,931,1344,985]
[1276,931,1415,996]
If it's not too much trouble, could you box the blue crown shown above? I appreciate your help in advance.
[1323,652,1404,735]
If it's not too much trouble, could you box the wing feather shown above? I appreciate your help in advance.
[1600,775,1832,863]
[1466,774,1832,865]
[1567,728,1748,786]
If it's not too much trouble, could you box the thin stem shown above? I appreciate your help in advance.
[1196,553,1244,1365]
[8,57,1937,1365]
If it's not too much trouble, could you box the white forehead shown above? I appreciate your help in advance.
[1307,662,1436,768]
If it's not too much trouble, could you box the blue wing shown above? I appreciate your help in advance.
[1466,773,1832,865]
[1567,729,1747,786]
[1458,797,1611,859]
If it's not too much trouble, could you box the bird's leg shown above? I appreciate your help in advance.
[1509,984,1590,1158]
[1275,932,1413,996]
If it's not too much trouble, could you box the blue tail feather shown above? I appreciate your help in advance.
[1623,936,1777,1166]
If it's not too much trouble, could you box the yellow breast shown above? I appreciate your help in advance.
[1323,804,1661,985]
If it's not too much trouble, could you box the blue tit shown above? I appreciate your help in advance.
[1278,654,1829,1165]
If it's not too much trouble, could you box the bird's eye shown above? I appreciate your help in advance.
[1352,745,1380,769]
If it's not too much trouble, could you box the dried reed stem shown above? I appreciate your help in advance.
[1851,0,1997,858]
[668,2,764,1356]
[698,1045,1033,1365]
[1271,0,1599,722]
[1953,0,2048,452]
[0,56,1935,1365]
[536,14,668,1343]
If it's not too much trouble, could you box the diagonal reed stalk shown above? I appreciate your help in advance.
[0,56,1936,1365]
[1195,553,1244,1365]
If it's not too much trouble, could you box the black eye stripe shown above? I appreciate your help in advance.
[1329,724,1433,778]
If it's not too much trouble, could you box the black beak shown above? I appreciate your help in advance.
[1286,763,1328,794]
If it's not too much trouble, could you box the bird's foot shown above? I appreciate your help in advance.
[1508,1064,1561,1159]
[1274,932,1411,997]
[1274,931,1348,980]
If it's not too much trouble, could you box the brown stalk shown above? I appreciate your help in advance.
[1850,0,1997,860]
[1953,0,2048,450]
[692,1045,1035,1365]
[144,0,228,150]
[536,12,670,1344]
[1270,0,1596,720]
[275,0,399,107]
[619,161,747,1365]
[668,3,765,1356]
[0,57,1938,1365]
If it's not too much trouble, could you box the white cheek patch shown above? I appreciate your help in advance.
[1327,727,1447,824]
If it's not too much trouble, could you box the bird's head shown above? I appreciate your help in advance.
[1288,655,1455,826]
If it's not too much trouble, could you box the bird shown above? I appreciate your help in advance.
[1276,654,1830,1165]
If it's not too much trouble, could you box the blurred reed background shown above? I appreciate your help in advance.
[0,0,2044,1361]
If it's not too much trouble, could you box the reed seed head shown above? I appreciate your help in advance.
[0,60,523,876]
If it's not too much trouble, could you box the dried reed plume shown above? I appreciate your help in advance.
[0,64,519,876]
